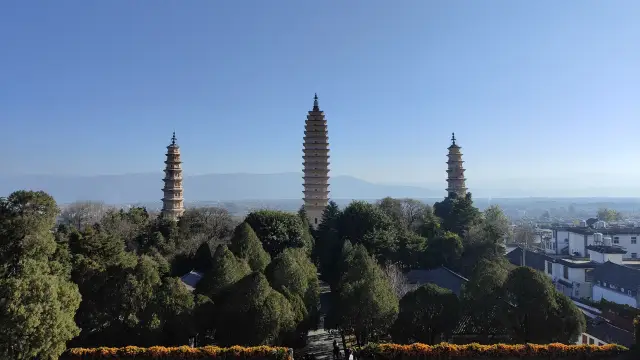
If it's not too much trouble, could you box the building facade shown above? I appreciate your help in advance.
[302,94,330,227]
[161,132,185,220]
[551,227,640,259]
[446,133,467,198]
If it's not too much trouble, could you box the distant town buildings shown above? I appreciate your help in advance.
[302,94,330,228]
[446,133,467,199]
[161,132,185,220]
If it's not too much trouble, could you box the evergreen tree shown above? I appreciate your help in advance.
[326,244,398,346]
[196,245,251,298]
[391,283,460,344]
[215,272,295,346]
[0,191,81,359]
[229,222,271,272]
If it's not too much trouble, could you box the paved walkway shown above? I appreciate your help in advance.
[298,280,339,360]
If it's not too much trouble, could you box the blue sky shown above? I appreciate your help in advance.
[2,1,640,190]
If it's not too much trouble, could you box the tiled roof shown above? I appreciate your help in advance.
[586,245,626,254]
[405,267,468,296]
[586,319,635,347]
[506,247,547,271]
[180,270,204,291]
[590,261,640,293]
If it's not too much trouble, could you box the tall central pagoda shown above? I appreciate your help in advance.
[161,132,185,220]
[302,94,330,228]
[446,132,467,198]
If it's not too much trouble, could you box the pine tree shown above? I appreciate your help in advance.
[229,222,271,272]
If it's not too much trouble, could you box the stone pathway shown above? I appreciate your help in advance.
[297,279,339,360]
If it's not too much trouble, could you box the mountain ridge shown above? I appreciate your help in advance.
[0,172,442,204]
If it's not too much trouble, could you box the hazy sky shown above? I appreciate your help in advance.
[2,1,640,189]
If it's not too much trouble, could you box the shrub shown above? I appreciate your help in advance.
[60,345,293,360]
[356,343,628,359]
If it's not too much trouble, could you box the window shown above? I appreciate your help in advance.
[632,253,638,259]
[613,237,620,244]
[547,262,552,275]
[563,266,569,279]
[629,290,633,295]
[314,218,318,225]
[582,335,588,344]
[589,338,594,345]
[632,237,637,244]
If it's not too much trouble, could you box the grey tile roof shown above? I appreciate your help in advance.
[180,270,204,291]
[586,319,635,347]
[506,247,547,272]
[586,245,626,254]
[591,261,640,295]
[405,267,468,296]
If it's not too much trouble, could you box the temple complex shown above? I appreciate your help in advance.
[302,94,330,228]
[446,132,467,198]
[161,132,185,220]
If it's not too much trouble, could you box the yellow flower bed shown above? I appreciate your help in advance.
[61,345,293,359]
[356,343,628,359]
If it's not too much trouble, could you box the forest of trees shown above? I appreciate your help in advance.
[0,190,586,359]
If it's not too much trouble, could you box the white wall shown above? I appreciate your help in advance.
[563,230,640,259]
[544,260,591,298]
[576,333,607,346]
[592,285,638,308]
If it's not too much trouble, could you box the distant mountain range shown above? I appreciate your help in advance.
[0,172,444,205]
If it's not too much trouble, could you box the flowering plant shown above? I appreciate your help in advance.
[356,343,628,359]
[61,345,293,359]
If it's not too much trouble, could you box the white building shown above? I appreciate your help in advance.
[543,256,594,299]
[588,244,640,308]
[548,227,640,259]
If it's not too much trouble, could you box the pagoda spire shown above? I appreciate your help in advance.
[446,132,467,198]
[161,132,185,220]
[303,93,330,228]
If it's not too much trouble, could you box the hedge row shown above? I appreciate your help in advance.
[60,345,293,360]
[356,343,629,359]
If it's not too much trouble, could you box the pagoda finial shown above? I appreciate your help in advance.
[451,132,456,146]
[313,93,319,111]
[171,131,177,145]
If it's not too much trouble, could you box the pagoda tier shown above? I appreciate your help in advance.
[302,94,331,228]
[161,132,185,220]
[445,133,468,198]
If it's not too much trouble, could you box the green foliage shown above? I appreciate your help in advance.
[266,248,319,321]
[215,273,296,346]
[597,207,623,222]
[394,230,427,269]
[338,201,397,264]
[433,193,480,236]
[192,242,214,273]
[327,244,399,346]
[501,266,585,344]
[245,210,310,257]
[230,222,271,272]
[0,191,81,360]
[0,260,81,360]
[315,201,343,286]
[460,259,509,341]
[391,283,460,345]
[548,292,586,344]
[0,190,59,276]
[424,231,463,269]
[196,245,251,298]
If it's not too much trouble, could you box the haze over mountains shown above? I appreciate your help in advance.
[3,172,640,205]
[0,172,444,204]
